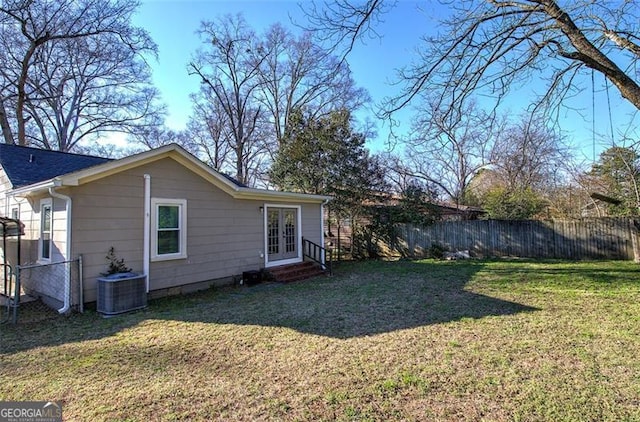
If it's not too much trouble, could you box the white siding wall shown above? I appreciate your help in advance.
[50,196,69,262]
[0,167,12,216]
[301,202,322,243]
[1,193,69,304]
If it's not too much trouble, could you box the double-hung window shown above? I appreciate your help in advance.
[39,199,52,262]
[151,198,187,261]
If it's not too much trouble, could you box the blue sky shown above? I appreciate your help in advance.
[133,0,639,162]
[132,0,434,151]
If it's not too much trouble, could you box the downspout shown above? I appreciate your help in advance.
[49,185,72,314]
[143,174,151,292]
[321,199,329,267]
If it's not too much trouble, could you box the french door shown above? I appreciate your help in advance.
[266,207,299,264]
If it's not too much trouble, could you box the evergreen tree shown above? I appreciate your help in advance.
[589,146,640,216]
[270,108,387,257]
[270,108,386,210]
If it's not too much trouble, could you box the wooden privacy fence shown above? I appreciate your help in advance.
[392,218,640,260]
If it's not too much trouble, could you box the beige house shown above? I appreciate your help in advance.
[0,143,330,311]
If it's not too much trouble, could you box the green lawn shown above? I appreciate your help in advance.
[1,259,639,421]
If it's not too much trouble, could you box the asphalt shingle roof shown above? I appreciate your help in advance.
[220,172,248,188]
[0,143,112,188]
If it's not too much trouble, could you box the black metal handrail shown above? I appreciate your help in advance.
[302,237,332,275]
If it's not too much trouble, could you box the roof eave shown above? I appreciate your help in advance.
[234,188,332,203]
[6,144,333,204]
[58,144,179,186]
[9,179,58,196]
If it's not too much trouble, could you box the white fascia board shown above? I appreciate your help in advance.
[7,143,333,205]
[55,144,241,195]
[234,188,332,203]
[59,145,179,186]
[9,179,57,196]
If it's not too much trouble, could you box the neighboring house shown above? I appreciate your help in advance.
[432,202,486,221]
[0,143,330,310]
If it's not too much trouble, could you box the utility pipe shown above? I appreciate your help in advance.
[143,174,151,292]
[48,186,72,314]
[320,199,329,267]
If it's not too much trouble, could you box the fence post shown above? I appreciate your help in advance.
[629,219,640,262]
[12,265,20,324]
[78,255,84,313]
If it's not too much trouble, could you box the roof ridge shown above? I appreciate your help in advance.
[0,143,112,188]
[0,143,111,160]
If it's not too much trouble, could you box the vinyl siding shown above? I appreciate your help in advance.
[69,157,324,302]
[2,193,69,303]
[70,166,145,302]
[1,193,67,264]
[49,196,69,263]
[301,201,322,243]
[0,167,12,215]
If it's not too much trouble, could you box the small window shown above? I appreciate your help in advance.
[11,207,18,220]
[151,198,187,261]
[39,199,52,262]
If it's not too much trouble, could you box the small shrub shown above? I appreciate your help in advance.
[102,246,131,275]
[428,243,446,259]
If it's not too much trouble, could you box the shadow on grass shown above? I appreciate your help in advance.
[0,302,150,355]
[162,259,539,339]
[1,260,539,353]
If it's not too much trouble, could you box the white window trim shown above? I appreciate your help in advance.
[150,198,187,262]
[263,203,302,268]
[38,198,53,264]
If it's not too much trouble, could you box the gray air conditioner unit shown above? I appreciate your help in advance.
[97,272,147,316]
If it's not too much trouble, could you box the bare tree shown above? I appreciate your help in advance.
[491,115,569,192]
[130,123,191,151]
[302,0,394,60]
[405,99,501,205]
[256,23,369,146]
[451,114,570,219]
[188,14,368,185]
[376,151,421,193]
[304,1,640,120]
[187,91,233,173]
[189,14,270,185]
[543,179,590,218]
[0,0,158,148]
[23,31,161,151]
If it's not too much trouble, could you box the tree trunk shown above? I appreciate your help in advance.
[542,0,640,111]
[16,41,40,146]
[235,145,244,184]
[0,99,14,144]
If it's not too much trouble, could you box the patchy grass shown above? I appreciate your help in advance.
[1,259,639,421]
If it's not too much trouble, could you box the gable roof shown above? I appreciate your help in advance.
[0,143,111,188]
[6,143,330,204]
